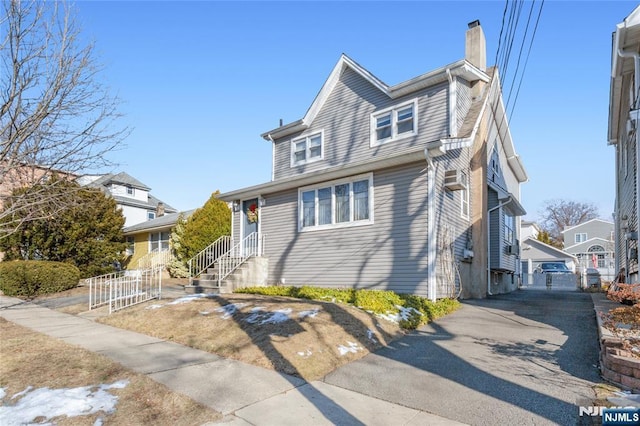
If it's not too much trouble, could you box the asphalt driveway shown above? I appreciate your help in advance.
[324,289,602,425]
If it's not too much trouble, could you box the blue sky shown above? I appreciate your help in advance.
[75,1,636,222]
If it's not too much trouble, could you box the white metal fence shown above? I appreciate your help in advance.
[521,273,578,290]
[136,250,174,270]
[86,268,162,314]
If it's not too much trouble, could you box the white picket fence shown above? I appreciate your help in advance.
[87,268,162,314]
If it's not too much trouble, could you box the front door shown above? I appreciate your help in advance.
[242,198,259,255]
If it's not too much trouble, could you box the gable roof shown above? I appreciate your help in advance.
[123,209,195,234]
[563,237,613,252]
[609,5,640,144]
[560,218,614,234]
[261,53,490,141]
[85,172,151,191]
[522,237,578,261]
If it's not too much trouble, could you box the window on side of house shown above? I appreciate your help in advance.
[504,214,514,244]
[370,100,417,146]
[460,171,469,219]
[291,131,323,166]
[126,185,134,195]
[147,211,156,220]
[125,236,135,256]
[575,233,587,243]
[299,174,373,231]
[149,232,170,252]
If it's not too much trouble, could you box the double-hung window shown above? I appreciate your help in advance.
[292,131,323,166]
[149,232,170,252]
[575,233,587,244]
[299,174,373,231]
[371,99,417,146]
[504,214,514,244]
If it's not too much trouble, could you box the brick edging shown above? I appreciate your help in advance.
[593,293,640,391]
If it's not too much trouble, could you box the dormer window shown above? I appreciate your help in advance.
[291,131,323,166]
[126,185,134,195]
[370,99,418,146]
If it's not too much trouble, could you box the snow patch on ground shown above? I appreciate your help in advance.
[298,309,320,319]
[338,341,363,356]
[297,349,313,358]
[215,303,249,319]
[145,304,163,310]
[367,329,378,343]
[377,305,423,323]
[0,380,129,426]
[245,308,292,325]
[168,294,218,305]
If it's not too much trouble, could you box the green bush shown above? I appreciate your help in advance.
[0,260,80,298]
[236,285,460,329]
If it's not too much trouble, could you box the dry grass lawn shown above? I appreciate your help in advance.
[0,318,222,425]
[98,293,406,381]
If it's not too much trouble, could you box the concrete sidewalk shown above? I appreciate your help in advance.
[0,296,463,425]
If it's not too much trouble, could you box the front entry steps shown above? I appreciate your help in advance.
[184,257,268,295]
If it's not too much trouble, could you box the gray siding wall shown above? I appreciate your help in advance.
[262,162,431,296]
[432,147,473,297]
[564,220,613,248]
[615,73,638,276]
[456,79,472,132]
[272,67,449,181]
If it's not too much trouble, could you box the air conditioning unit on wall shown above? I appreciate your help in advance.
[444,169,467,191]
[506,244,520,255]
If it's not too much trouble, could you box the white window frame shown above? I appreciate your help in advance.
[126,185,134,195]
[291,130,324,167]
[575,233,587,243]
[298,173,374,232]
[370,99,418,146]
[504,213,514,244]
[460,171,469,219]
[149,231,170,252]
[147,211,156,220]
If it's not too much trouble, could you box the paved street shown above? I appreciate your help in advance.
[324,289,601,425]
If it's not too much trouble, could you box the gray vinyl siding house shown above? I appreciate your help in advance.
[609,6,640,284]
[220,22,527,299]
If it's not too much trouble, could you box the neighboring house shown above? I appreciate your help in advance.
[122,210,194,269]
[218,21,527,300]
[77,172,177,227]
[561,219,615,280]
[520,237,578,285]
[609,5,640,284]
[0,162,77,211]
[520,220,541,241]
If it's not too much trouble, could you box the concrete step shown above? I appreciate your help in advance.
[184,284,221,294]
[200,273,218,281]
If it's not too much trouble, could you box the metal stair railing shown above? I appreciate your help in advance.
[217,232,264,286]
[188,235,232,283]
[136,249,174,270]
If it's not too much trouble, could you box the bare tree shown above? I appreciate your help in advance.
[539,199,599,247]
[0,0,129,238]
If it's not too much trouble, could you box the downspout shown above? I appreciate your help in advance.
[487,196,514,296]
[618,48,640,282]
[267,134,275,182]
[424,148,437,301]
[446,69,457,138]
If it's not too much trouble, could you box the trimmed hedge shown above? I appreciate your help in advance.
[0,260,80,298]
[235,285,460,329]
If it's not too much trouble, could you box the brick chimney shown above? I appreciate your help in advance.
[156,202,165,217]
[465,20,486,72]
